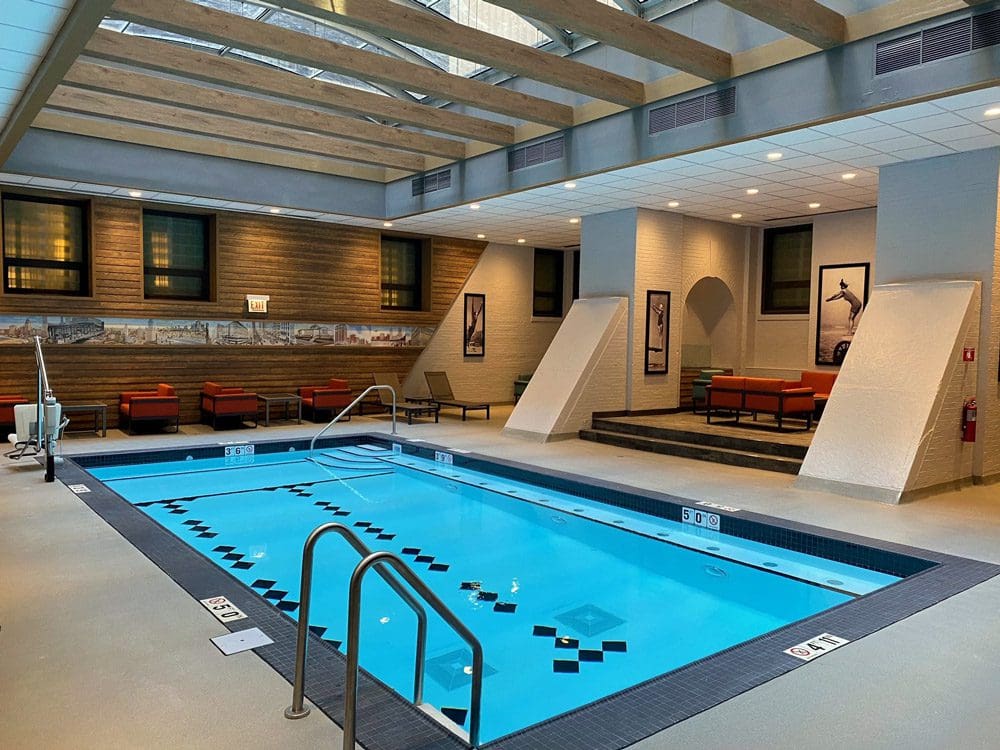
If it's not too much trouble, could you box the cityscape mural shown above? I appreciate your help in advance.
[0,316,435,348]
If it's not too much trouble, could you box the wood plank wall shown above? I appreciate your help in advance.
[0,192,485,428]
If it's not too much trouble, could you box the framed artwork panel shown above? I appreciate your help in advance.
[644,290,670,374]
[815,263,870,366]
[464,293,485,357]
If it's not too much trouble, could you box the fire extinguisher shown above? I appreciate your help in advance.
[962,397,977,443]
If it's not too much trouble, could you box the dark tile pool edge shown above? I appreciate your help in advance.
[61,435,1000,750]
[56,455,466,750]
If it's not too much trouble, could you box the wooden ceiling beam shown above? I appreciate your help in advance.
[63,61,466,160]
[486,0,732,82]
[84,30,515,145]
[271,0,645,107]
[33,109,387,180]
[46,86,427,171]
[108,0,574,128]
[717,0,846,49]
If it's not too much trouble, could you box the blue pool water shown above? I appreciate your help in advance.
[88,443,899,742]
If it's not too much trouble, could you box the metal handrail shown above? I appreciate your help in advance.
[34,336,57,482]
[285,523,427,720]
[309,385,397,455]
[345,551,484,750]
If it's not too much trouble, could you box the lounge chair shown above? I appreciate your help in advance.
[371,372,439,425]
[119,384,180,434]
[0,395,29,430]
[200,381,259,430]
[423,371,490,420]
[298,378,354,422]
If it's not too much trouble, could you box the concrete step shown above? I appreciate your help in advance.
[590,417,808,460]
[579,428,804,475]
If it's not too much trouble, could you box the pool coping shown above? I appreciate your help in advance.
[63,434,1000,750]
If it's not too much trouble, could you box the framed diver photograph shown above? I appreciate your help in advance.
[644,290,670,374]
[464,293,485,357]
[815,263,870,366]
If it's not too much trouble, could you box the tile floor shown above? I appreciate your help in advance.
[2,406,999,749]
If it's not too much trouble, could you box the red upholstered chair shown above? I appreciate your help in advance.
[298,378,354,422]
[119,384,180,434]
[200,381,259,430]
[0,395,29,428]
[743,378,815,431]
[706,376,746,423]
[792,371,837,401]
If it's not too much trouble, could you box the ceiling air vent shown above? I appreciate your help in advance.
[876,9,1000,75]
[648,86,736,136]
[508,135,565,172]
[411,168,451,197]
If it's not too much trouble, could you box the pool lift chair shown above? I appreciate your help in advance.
[4,336,68,481]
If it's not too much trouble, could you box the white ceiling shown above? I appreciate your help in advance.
[0,0,73,135]
[2,85,1000,248]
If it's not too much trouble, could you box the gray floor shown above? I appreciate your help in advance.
[2,406,999,749]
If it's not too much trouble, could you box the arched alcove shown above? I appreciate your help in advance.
[682,277,738,368]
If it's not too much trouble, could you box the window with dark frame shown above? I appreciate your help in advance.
[2,194,89,296]
[381,236,423,310]
[762,224,813,315]
[533,248,564,317]
[143,210,211,300]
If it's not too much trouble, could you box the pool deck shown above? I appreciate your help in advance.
[2,406,999,749]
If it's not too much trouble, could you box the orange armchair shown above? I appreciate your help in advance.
[0,395,29,427]
[299,378,353,421]
[200,381,259,430]
[119,384,180,434]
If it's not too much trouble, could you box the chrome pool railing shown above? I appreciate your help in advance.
[308,385,397,456]
[285,522,426,720]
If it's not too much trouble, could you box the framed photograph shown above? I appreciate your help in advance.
[815,263,870,366]
[644,290,670,374]
[464,293,485,357]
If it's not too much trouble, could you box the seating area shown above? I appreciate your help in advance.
[118,384,181,435]
[298,378,353,422]
[424,371,491,420]
[200,382,258,430]
[371,372,439,425]
[0,395,29,430]
[706,375,816,432]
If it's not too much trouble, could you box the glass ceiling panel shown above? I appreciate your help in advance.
[191,0,269,19]
[416,1,550,47]
[121,23,226,52]
[264,10,368,48]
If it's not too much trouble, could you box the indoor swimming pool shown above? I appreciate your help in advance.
[80,438,910,744]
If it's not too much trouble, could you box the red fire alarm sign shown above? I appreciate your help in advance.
[963,348,976,362]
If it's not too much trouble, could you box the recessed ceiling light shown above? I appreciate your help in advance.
[476,233,486,239]
[517,238,526,244]
[808,202,821,209]
[269,207,281,214]
[128,190,143,198]
[841,172,857,181]
[667,201,680,208]
[766,152,783,161]
[731,213,743,220]
[470,203,480,210]
[569,217,580,224]
[383,221,393,227]
[985,107,1000,117]
[746,188,759,196]
[563,182,576,189]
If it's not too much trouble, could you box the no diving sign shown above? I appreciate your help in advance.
[784,633,850,661]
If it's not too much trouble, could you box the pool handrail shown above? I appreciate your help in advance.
[309,384,397,455]
[284,522,427,720]
[345,550,484,750]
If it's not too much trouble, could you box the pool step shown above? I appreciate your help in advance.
[589,418,807,459]
[579,424,804,475]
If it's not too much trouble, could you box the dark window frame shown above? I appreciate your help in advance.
[380,235,426,311]
[142,209,213,301]
[533,248,565,318]
[761,224,813,315]
[2,193,90,296]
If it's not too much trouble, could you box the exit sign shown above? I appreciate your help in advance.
[963,347,975,362]
[246,294,269,314]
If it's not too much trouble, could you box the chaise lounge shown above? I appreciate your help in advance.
[371,372,439,425]
[424,371,490,420]
[706,376,815,431]
[200,381,259,430]
[119,384,180,435]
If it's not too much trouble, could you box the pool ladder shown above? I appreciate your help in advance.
[308,385,399,459]
[284,522,484,749]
